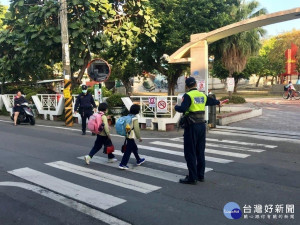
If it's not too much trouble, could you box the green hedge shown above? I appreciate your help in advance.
[220,96,246,104]
[0,106,10,116]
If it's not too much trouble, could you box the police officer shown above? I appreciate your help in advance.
[175,77,222,184]
[74,85,97,135]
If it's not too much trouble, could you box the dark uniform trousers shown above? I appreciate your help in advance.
[88,135,114,159]
[184,122,206,181]
[80,108,93,133]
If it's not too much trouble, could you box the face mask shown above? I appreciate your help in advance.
[82,90,87,94]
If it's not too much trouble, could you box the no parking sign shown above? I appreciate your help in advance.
[148,97,156,107]
[157,97,168,113]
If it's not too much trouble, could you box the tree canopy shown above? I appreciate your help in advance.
[0,0,160,86]
[137,0,242,95]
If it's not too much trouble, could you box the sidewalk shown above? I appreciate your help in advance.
[226,97,300,133]
[0,115,184,138]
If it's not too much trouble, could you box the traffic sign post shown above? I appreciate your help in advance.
[157,97,168,113]
[148,97,156,108]
[94,84,103,104]
[227,78,235,92]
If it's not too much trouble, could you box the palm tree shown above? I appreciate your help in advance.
[218,0,266,93]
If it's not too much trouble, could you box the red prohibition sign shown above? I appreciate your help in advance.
[158,100,166,109]
[149,97,155,104]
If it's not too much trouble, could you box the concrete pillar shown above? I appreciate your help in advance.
[190,40,209,121]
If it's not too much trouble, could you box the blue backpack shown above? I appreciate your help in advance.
[115,115,135,136]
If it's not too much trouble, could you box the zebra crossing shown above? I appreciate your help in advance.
[7,137,275,224]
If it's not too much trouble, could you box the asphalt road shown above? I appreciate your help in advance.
[0,118,299,225]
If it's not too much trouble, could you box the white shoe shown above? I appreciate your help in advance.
[84,155,91,165]
[108,158,117,163]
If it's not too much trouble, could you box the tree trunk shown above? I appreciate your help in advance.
[233,78,239,93]
[0,77,5,94]
[256,76,262,87]
[121,78,132,96]
[76,54,91,83]
[168,82,176,95]
[167,69,182,95]
[271,76,275,85]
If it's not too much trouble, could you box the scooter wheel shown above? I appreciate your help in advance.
[29,117,35,125]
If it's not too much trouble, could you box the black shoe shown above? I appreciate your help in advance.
[92,133,96,136]
[198,177,205,182]
[82,131,86,135]
[179,176,197,185]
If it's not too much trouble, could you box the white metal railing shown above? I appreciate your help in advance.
[37,94,62,111]
[5,94,16,108]
[130,96,178,119]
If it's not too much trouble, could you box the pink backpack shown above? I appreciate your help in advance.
[87,112,104,134]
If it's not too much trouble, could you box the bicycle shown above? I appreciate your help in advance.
[283,90,300,100]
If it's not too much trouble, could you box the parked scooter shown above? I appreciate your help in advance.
[11,103,35,125]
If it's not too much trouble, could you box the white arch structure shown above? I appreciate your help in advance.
[169,7,300,94]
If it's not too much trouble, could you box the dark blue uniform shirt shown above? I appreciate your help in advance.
[74,93,96,111]
[175,88,220,113]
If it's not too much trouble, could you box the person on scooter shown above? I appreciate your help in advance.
[287,81,296,100]
[13,91,27,126]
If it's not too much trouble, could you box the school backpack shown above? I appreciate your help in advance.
[87,112,104,133]
[115,115,135,136]
[284,84,289,91]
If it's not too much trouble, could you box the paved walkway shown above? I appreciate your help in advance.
[228,97,300,133]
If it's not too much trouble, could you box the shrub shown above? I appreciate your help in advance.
[220,96,246,104]
[25,92,38,102]
[102,86,112,97]
[0,106,10,116]
[106,93,126,108]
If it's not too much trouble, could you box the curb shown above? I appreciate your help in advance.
[217,106,262,126]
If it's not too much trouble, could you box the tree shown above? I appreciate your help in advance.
[138,0,241,95]
[103,44,142,95]
[215,0,266,93]
[267,30,300,81]
[0,3,8,94]
[0,0,160,86]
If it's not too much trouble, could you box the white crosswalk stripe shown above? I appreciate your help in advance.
[0,181,130,225]
[206,138,277,149]
[171,137,277,149]
[149,141,251,158]
[137,145,233,163]
[46,161,161,194]
[78,156,183,182]
[113,150,213,172]
[8,167,126,210]
[6,136,271,224]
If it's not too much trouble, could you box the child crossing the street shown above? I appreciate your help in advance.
[84,103,117,164]
[119,104,145,170]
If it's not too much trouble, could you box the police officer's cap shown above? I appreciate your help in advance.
[185,77,196,88]
[82,85,88,90]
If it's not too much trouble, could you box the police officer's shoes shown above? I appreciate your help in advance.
[179,176,197,185]
[198,177,205,182]
[82,131,86,135]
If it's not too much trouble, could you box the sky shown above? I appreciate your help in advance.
[1,0,299,37]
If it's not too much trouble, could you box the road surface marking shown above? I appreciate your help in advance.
[112,151,213,172]
[137,145,233,163]
[46,161,161,194]
[150,141,250,158]
[8,167,126,210]
[78,156,196,182]
[170,138,266,152]
[0,181,130,225]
